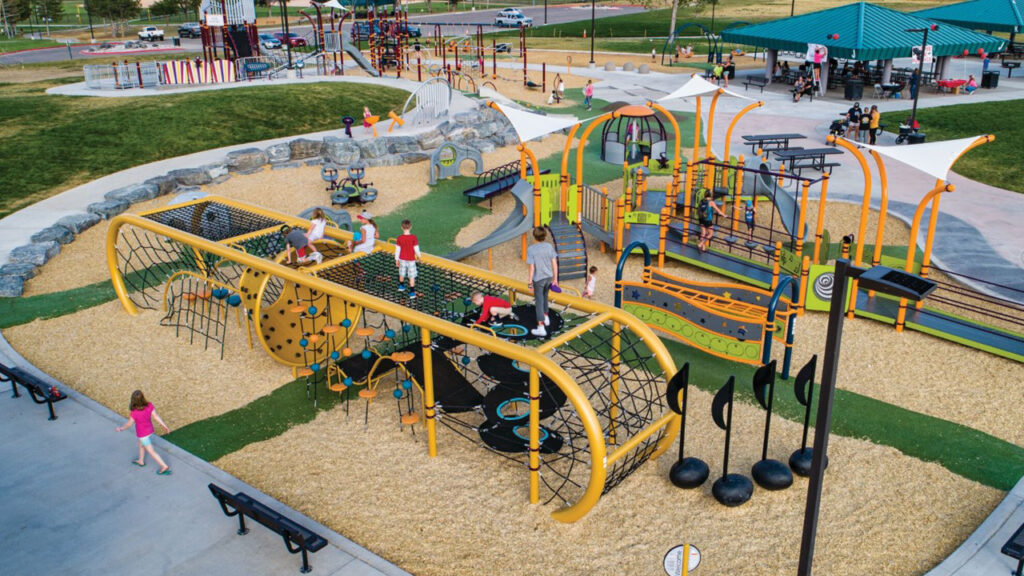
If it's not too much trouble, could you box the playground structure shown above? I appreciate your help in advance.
[322,163,378,206]
[198,0,260,63]
[106,196,683,522]
[659,21,755,68]
[601,105,668,165]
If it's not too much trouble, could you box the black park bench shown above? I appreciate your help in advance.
[1003,520,1024,576]
[743,76,769,92]
[0,361,66,420]
[209,483,328,573]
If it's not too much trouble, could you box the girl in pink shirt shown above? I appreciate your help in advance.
[116,390,171,475]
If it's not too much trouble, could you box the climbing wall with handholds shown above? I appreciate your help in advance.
[238,264,361,367]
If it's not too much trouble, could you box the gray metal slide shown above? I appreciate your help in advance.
[342,40,380,77]
[743,158,810,241]
[445,178,534,261]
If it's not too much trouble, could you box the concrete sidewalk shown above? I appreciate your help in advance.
[0,336,410,576]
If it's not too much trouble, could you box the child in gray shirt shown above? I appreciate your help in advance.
[526,227,558,337]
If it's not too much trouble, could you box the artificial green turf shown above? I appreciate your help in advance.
[0,279,116,329]
[0,38,61,53]
[0,81,408,217]
[880,100,1024,194]
[163,374,359,461]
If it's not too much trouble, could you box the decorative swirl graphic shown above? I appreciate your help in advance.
[813,272,835,302]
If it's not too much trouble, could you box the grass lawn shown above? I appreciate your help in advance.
[0,38,61,53]
[0,80,408,217]
[880,100,1024,194]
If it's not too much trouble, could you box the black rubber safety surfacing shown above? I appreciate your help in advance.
[481,380,568,422]
[477,420,565,454]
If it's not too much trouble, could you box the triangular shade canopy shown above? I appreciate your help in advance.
[479,86,516,106]
[320,0,347,9]
[850,135,986,181]
[491,104,580,143]
[658,75,753,102]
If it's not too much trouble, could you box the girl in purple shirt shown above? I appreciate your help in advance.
[116,390,172,475]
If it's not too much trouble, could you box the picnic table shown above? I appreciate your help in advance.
[742,133,806,155]
[773,147,844,175]
[936,79,967,94]
[881,83,903,98]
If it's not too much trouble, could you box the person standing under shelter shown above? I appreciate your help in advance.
[526,227,558,337]
[868,105,880,145]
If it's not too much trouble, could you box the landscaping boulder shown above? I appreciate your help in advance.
[358,138,388,159]
[225,148,268,173]
[323,137,361,165]
[144,175,178,196]
[105,182,160,204]
[638,64,651,74]
[167,167,213,186]
[453,109,483,126]
[415,131,444,150]
[401,152,430,164]
[364,154,404,167]
[0,262,39,280]
[56,212,102,235]
[0,276,23,298]
[467,139,496,154]
[289,138,323,160]
[474,121,499,139]
[265,143,292,164]
[386,135,419,154]
[622,62,635,72]
[604,62,616,71]
[31,225,74,245]
[9,241,60,266]
[87,199,130,219]
[205,163,229,180]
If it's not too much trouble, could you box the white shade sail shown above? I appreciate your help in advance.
[491,103,580,143]
[851,135,987,181]
[658,74,754,102]
[320,0,347,10]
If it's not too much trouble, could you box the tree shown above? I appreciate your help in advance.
[37,0,64,23]
[88,0,140,35]
[149,0,178,17]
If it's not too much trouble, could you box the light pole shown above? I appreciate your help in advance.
[905,24,937,132]
[589,0,595,64]
[796,257,936,576]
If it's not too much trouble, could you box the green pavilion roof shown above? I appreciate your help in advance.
[915,0,1023,34]
[721,2,1006,61]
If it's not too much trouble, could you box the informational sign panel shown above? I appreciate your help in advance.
[910,44,934,65]
[205,14,225,27]
[663,544,701,576]
[806,43,828,63]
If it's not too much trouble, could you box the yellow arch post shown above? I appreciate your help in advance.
[829,136,872,318]
[796,180,810,259]
[681,162,695,245]
[705,89,723,159]
[722,100,764,167]
[813,173,830,264]
[658,207,670,269]
[421,328,437,457]
[730,154,746,237]
[692,96,702,167]
[560,123,581,215]
[107,196,679,523]
[575,113,615,198]
[897,182,951,331]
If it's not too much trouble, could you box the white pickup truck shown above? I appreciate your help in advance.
[138,26,165,41]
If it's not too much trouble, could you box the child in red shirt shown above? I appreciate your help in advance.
[395,219,420,299]
[471,292,517,326]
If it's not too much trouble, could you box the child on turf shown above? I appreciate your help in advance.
[583,266,598,299]
[471,291,517,326]
[395,219,420,299]
[116,390,171,475]
[363,106,373,133]
[281,224,323,265]
[526,227,558,337]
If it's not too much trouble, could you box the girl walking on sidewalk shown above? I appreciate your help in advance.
[116,390,172,475]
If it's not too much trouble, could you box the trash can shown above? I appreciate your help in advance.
[907,132,926,145]
[982,70,999,88]
[844,78,863,101]
[172,37,181,47]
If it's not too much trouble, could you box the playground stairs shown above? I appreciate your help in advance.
[548,212,588,282]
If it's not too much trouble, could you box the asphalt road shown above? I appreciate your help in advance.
[0,5,645,66]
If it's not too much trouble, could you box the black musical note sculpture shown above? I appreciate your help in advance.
[789,355,828,477]
[711,376,753,506]
[751,360,793,490]
[666,364,709,489]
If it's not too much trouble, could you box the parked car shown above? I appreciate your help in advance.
[273,32,307,47]
[351,21,422,41]
[495,13,532,28]
[258,34,281,49]
[138,26,165,41]
[497,7,524,17]
[494,42,512,54]
[177,22,201,38]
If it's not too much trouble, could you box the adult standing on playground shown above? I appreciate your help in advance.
[845,102,862,140]
[527,227,558,338]
[583,80,594,111]
[868,105,881,145]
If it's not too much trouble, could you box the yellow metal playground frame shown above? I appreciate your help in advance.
[105,195,679,522]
